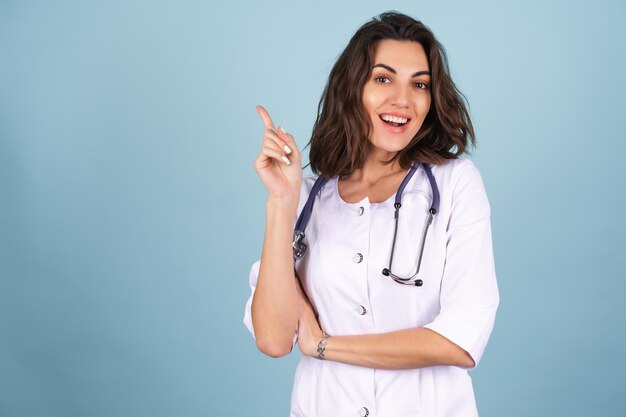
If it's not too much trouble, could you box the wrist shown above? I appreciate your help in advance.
[315,334,330,360]
[267,193,300,210]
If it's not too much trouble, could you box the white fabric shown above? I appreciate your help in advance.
[243,158,499,417]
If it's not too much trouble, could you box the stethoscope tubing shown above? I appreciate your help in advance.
[293,161,440,289]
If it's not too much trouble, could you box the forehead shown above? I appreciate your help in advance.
[371,39,429,71]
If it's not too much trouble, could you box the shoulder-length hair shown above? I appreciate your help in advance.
[307,11,475,178]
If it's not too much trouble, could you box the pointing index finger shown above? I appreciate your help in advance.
[256,105,276,131]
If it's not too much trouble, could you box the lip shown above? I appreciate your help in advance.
[378,111,412,119]
[377,112,413,133]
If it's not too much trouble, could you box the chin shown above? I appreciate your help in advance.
[370,139,413,155]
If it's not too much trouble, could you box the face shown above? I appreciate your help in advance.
[361,39,432,156]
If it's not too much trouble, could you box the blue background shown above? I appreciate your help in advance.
[1,0,625,416]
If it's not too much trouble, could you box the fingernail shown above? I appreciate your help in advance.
[282,156,291,165]
[279,126,286,134]
[284,145,292,154]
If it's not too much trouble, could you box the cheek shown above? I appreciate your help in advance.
[415,94,431,118]
[362,85,384,112]
[424,93,432,112]
[361,98,373,116]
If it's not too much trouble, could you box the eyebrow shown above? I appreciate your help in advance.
[373,63,430,77]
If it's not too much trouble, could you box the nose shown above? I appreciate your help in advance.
[390,84,410,108]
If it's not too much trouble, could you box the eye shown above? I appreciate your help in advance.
[414,82,429,90]
[375,76,390,83]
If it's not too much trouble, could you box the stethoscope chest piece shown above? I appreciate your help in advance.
[293,230,307,260]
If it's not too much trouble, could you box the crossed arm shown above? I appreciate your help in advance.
[292,278,475,370]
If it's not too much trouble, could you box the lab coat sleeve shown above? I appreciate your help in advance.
[423,160,499,368]
[243,259,261,340]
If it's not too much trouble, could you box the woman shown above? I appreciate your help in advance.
[244,11,499,417]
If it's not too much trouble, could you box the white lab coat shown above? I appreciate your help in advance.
[244,158,499,417]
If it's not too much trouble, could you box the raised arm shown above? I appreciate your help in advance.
[250,106,305,357]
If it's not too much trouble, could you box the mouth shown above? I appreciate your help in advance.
[379,114,411,128]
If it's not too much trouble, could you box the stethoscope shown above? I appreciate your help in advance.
[292,161,440,287]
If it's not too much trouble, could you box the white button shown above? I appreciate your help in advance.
[359,407,369,417]
[357,305,367,315]
[353,253,363,263]
[358,206,364,216]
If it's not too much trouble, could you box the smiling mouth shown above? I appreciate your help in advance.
[379,114,410,127]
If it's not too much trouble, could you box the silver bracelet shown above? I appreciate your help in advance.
[316,334,330,360]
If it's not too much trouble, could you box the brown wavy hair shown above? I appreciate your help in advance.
[306,11,475,178]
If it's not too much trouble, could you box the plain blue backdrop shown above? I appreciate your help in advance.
[1,0,625,416]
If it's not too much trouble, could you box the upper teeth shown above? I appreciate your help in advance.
[381,114,408,124]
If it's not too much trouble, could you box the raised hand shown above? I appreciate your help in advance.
[253,106,302,201]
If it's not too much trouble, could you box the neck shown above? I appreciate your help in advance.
[345,148,405,185]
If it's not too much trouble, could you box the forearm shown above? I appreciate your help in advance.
[318,328,475,370]
[251,196,303,356]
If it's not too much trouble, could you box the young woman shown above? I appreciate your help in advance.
[244,12,499,417]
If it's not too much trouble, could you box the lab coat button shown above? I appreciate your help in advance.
[359,407,369,417]
[358,206,364,216]
[353,253,363,263]
[357,305,367,315]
